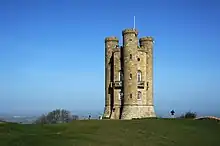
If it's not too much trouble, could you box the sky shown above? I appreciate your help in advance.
[0,0,220,117]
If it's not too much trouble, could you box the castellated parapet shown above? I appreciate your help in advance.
[103,28,156,120]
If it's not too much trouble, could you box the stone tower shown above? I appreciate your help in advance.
[103,28,156,120]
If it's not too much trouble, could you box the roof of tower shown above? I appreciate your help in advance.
[122,28,138,35]
[139,36,154,42]
[105,36,119,42]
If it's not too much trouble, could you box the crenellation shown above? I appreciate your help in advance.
[139,36,154,42]
[105,36,119,42]
[122,29,138,35]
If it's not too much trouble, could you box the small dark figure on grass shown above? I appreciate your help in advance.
[88,115,91,120]
[170,110,175,118]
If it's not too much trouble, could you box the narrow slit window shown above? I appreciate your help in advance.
[119,90,123,100]
[137,70,142,82]
[119,70,123,81]
[137,91,142,100]
[129,74,132,79]
[130,94,132,98]
[130,54,132,59]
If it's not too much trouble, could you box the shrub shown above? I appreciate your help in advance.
[132,117,160,120]
[72,115,79,120]
[35,109,78,124]
[102,117,110,119]
[0,118,6,123]
[178,111,197,119]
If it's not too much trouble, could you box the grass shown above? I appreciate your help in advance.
[0,119,220,146]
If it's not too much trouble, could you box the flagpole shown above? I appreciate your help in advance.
[133,16,135,29]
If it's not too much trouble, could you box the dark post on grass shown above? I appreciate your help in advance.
[170,110,175,118]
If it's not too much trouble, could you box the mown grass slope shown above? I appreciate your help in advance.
[0,119,220,146]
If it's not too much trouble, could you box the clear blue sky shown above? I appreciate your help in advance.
[0,0,220,117]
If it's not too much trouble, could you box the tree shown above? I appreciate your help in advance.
[184,111,197,118]
[35,109,77,124]
[0,118,6,123]
[72,115,79,120]
[35,114,48,124]
[178,111,197,119]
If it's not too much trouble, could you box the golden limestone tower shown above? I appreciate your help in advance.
[103,28,156,120]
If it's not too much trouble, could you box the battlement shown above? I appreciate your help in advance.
[139,36,154,42]
[122,28,138,36]
[105,37,119,42]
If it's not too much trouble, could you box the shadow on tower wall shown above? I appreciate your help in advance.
[119,46,124,119]
[109,55,114,117]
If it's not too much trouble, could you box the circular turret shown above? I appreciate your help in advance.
[104,36,119,118]
[121,28,139,114]
[139,36,154,47]
[105,36,119,56]
[139,37,154,46]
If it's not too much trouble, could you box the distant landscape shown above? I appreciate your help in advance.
[1,110,219,124]
[0,110,101,124]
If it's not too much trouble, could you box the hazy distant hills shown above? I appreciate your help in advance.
[0,110,219,124]
[0,110,102,124]
[0,116,38,124]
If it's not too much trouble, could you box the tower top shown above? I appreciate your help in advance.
[122,28,138,36]
[139,36,154,42]
[105,36,119,42]
[139,37,154,47]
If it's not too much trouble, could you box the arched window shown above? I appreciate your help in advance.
[119,70,123,81]
[129,73,132,79]
[137,70,142,82]
[137,91,142,100]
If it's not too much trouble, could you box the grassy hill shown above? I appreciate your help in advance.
[0,119,220,146]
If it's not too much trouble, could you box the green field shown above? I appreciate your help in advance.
[0,119,220,146]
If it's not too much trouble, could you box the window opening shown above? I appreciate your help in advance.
[119,90,123,100]
[137,91,142,100]
[137,70,142,82]
[129,74,132,79]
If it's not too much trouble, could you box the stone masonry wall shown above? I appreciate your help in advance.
[140,37,154,106]
[103,37,119,118]
[104,30,156,119]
